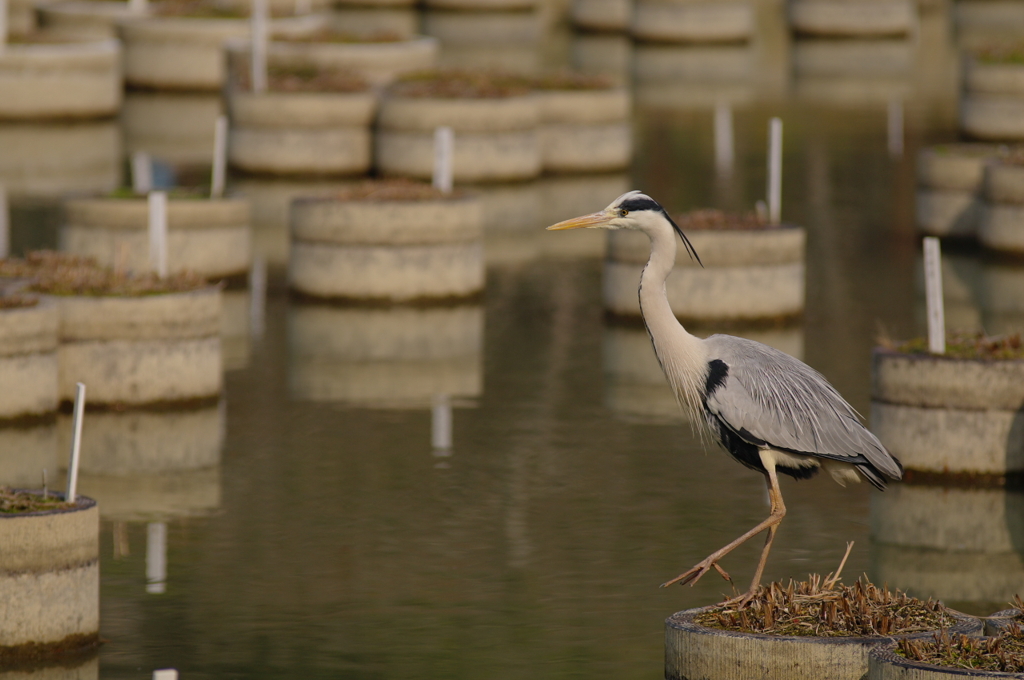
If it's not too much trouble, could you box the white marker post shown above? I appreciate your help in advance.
[923,236,945,354]
[65,383,86,503]
[211,115,228,199]
[714,103,734,179]
[146,522,167,594]
[251,0,268,94]
[433,126,454,194]
[888,99,904,158]
[767,117,783,224]
[148,191,168,278]
[132,151,153,194]
[153,670,178,680]
[249,255,266,337]
[0,183,9,259]
[431,394,452,454]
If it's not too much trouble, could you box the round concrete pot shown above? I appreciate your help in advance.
[791,36,912,104]
[869,639,1024,679]
[118,12,322,91]
[329,6,419,39]
[0,39,121,120]
[633,43,754,110]
[961,95,1024,141]
[0,494,99,657]
[38,1,145,40]
[0,122,121,199]
[964,56,1024,97]
[51,287,223,406]
[287,303,483,406]
[121,92,222,169]
[665,606,981,680]
[420,9,541,45]
[871,349,1024,478]
[979,157,1024,255]
[631,0,754,43]
[226,86,376,176]
[570,0,630,32]
[254,35,439,87]
[375,89,542,182]
[536,86,631,173]
[604,224,805,322]
[570,34,633,85]
[289,191,484,301]
[954,2,1024,51]
[60,197,252,280]
[916,144,1005,239]
[0,299,59,420]
[789,0,916,37]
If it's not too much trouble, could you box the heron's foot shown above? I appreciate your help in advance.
[661,559,732,589]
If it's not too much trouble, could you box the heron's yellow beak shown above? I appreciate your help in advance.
[546,210,613,231]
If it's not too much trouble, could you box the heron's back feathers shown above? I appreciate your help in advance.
[700,335,903,488]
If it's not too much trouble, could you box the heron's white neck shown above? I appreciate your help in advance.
[637,222,708,417]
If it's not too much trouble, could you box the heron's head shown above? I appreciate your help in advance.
[546,190,702,265]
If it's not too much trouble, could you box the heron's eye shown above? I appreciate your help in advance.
[619,209,628,217]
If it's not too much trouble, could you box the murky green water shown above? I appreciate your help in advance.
[2,1,1024,677]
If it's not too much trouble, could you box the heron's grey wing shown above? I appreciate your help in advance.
[702,335,902,481]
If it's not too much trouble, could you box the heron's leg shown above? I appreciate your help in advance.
[661,459,787,592]
[723,462,787,607]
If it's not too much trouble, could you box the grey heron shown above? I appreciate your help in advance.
[547,190,903,606]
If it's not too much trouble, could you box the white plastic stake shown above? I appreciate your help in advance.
[923,237,945,354]
[431,394,452,452]
[65,383,86,503]
[153,670,178,680]
[148,191,168,278]
[251,0,268,94]
[249,255,266,337]
[211,115,228,199]
[132,151,153,194]
[146,522,167,594]
[768,117,783,224]
[128,0,147,13]
[433,126,454,194]
[0,183,9,259]
[714,103,734,178]
[0,0,7,52]
[888,99,904,158]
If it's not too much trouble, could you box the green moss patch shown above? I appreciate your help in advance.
[892,332,1024,360]
[695,575,954,637]
[0,487,76,514]
[393,70,531,99]
[0,251,207,297]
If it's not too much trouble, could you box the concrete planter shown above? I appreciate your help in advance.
[871,484,1024,604]
[869,640,1024,679]
[52,287,223,406]
[121,92,222,169]
[631,0,754,43]
[0,122,121,199]
[792,37,912,105]
[0,300,59,420]
[961,96,1024,141]
[421,9,541,44]
[289,191,484,301]
[570,0,630,32]
[633,43,754,110]
[60,197,252,280]
[980,158,1024,255]
[329,6,419,39]
[226,87,376,176]
[288,303,483,406]
[0,495,99,657]
[789,0,916,37]
[536,87,631,173]
[666,607,981,680]
[916,144,1005,239]
[375,90,541,182]
[604,224,805,322]
[570,34,633,85]
[964,56,1024,97]
[118,12,321,91]
[0,39,121,120]
[871,349,1024,478]
[253,35,439,87]
[39,1,144,39]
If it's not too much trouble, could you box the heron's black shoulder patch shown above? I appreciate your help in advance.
[705,359,729,396]
[618,196,663,213]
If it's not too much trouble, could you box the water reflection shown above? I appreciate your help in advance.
[792,38,913,105]
[422,9,543,74]
[0,422,59,488]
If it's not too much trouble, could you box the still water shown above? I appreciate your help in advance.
[3,1,1023,678]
